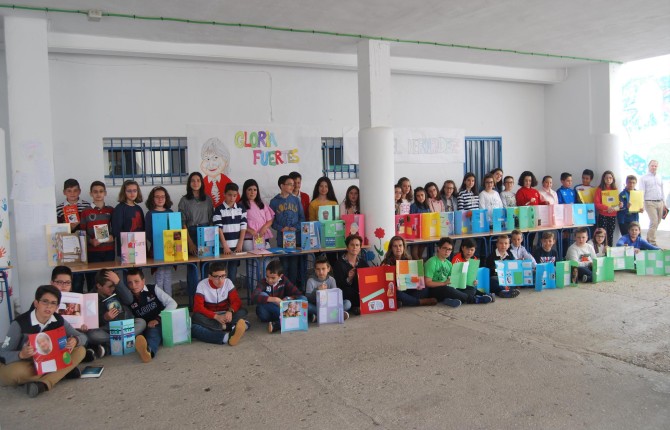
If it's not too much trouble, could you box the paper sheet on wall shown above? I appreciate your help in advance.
[393,128,465,164]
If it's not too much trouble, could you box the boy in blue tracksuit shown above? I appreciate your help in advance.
[617,175,641,236]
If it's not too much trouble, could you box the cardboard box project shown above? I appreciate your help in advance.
[58,292,99,329]
[495,260,534,287]
[161,308,191,347]
[607,246,635,270]
[300,221,321,250]
[29,326,69,375]
[152,212,182,260]
[282,231,297,249]
[592,257,615,283]
[341,214,365,239]
[320,220,346,248]
[358,266,397,314]
[492,207,514,232]
[163,229,188,262]
[280,300,308,332]
[120,232,147,264]
[420,212,441,239]
[470,209,490,233]
[477,267,490,294]
[552,204,573,227]
[317,205,339,222]
[395,260,425,291]
[556,260,579,287]
[110,319,135,356]
[450,260,480,289]
[635,250,670,276]
[197,226,220,257]
[45,224,71,267]
[395,214,421,239]
[316,289,344,325]
[453,211,472,235]
[439,212,455,236]
[534,263,556,291]
[56,231,87,265]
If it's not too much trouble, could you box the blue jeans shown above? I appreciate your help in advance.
[397,289,429,306]
[280,256,300,290]
[191,309,248,344]
[226,260,240,287]
[144,325,162,356]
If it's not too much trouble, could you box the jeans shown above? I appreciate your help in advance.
[256,296,311,323]
[281,256,300,291]
[226,260,240,287]
[397,289,429,306]
[143,325,162,356]
[187,226,202,309]
[577,266,593,283]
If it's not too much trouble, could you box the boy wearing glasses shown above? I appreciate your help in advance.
[270,175,305,284]
[423,237,466,307]
[0,285,86,397]
[191,262,248,346]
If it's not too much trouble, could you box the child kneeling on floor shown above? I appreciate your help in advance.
[252,259,313,333]
[191,262,248,346]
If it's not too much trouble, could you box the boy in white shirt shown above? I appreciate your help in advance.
[510,230,537,268]
[565,227,598,283]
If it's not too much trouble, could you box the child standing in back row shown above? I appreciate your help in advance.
[80,181,115,290]
[144,186,175,296]
[56,178,91,293]
[111,180,145,257]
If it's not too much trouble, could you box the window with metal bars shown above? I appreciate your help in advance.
[464,137,502,184]
[103,137,188,186]
[321,137,359,180]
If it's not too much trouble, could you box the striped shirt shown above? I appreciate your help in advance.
[457,190,479,211]
[212,202,247,248]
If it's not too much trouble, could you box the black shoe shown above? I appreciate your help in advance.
[83,348,96,363]
[26,382,47,398]
[64,366,81,379]
[94,345,106,359]
[351,307,361,316]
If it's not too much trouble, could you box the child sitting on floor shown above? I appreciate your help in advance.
[305,255,350,320]
[451,238,493,304]
[565,227,597,283]
[533,231,559,264]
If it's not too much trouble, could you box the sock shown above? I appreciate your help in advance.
[222,333,230,345]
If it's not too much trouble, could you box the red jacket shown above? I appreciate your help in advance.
[515,187,547,207]
[193,278,242,318]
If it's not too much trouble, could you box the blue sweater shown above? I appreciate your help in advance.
[269,193,305,243]
[615,235,659,250]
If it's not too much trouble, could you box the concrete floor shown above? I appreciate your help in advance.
[1,233,669,429]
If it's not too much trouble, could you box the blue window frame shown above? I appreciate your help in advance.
[103,137,188,186]
[322,137,359,180]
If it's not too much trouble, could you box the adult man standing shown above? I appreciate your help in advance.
[639,160,666,246]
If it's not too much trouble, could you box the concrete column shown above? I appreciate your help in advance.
[4,16,57,313]
[357,40,395,264]
[0,130,12,336]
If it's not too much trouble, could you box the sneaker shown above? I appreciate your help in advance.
[227,321,247,346]
[498,289,520,299]
[244,320,251,330]
[351,307,361,316]
[475,294,493,304]
[26,382,47,398]
[343,311,350,320]
[135,335,152,363]
[268,321,280,333]
[310,314,317,323]
[83,348,95,363]
[581,274,589,283]
[94,345,106,359]
[442,298,462,308]
[489,293,496,302]
[419,298,438,306]
[64,366,81,379]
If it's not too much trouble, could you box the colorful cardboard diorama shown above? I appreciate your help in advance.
[341,214,365,240]
[492,207,515,232]
[577,187,596,204]
[470,209,489,233]
[320,221,346,248]
[450,260,480,289]
[420,212,441,239]
[453,211,472,235]
[45,224,71,267]
[163,229,188,262]
[161,308,192,347]
[534,263,556,291]
[607,246,635,271]
[58,292,99,329]
[552,204,574,227]
[395,260,425,291]
[29,326,70,375]
[556,260,579,287]
[120,232,147,264]
[477,267,490,294]
[301,221,321,250]
[316,288,344,325]
[592,256,615,283]
[317,205,340,222]
[358,266,397,315]
[152,212,182,260]
[439,212,455,236]
[56,231,87,265]
[395,214,421,239]
[280,300,308,332]
[635,250,670,276]
[197,226,220,257]
[495,260,534,287]
[110,319,135,356]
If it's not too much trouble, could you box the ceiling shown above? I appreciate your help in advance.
[1,0,670,69]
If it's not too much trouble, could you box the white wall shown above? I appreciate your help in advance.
[47,53,547,203]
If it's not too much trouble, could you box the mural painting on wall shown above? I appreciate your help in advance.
[621,73,670,178]
[200,138,232,208]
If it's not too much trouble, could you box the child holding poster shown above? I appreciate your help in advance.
[308,177,339,221]
[451,239,493,304]
[594,171,621,246]
[617,175,643,236]
[0,285,86,398]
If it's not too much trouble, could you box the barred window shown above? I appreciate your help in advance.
[321,137,359,180]
[103,137,188,186]
[465,137,502,183]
